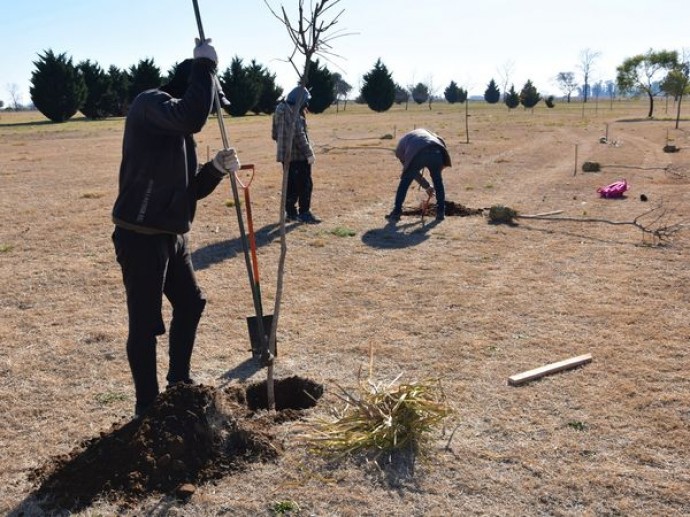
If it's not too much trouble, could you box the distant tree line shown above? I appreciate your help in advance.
[27,48,690,122]
[29,49,339,123]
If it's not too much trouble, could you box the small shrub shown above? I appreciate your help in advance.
[582,161,601,172]
[488,205,518,224]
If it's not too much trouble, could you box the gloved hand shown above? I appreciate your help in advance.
[213,148,240,175]
[194,38,218,64]
[307,155,315,165]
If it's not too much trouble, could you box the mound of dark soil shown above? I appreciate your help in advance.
[402,200,484,218]
[29,378,323,512]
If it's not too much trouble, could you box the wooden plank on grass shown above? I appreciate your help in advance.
[508,354,592,386]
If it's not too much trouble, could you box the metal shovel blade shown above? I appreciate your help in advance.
[246,314,276,358]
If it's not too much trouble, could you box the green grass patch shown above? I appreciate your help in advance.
[567,421,587,431]
[94,392,128,405]
[0,244,13,253]
[330,226,356,237]
[271,500,301,515]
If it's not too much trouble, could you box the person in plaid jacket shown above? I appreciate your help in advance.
[272,86,320,224]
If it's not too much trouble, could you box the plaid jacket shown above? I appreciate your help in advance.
[272,101,314,163]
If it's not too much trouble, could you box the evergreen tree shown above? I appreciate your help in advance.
[394,84,409,105]
[457,87,468,103]
[78,60,112,119]
[519,79,541,108]
[411,82,429,104]
[445,81,468,103]
[504,85,520,109]
[221,56,260,117]
[128,58,161,103]
[305,59,335,114]
[247,60,282,115]
[484,78,501,104]
[103,65,130,116]
[30,50,87,122]
[360,59,396,112]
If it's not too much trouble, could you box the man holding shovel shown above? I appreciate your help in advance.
[386,128,452,222]
[111,38,240,417]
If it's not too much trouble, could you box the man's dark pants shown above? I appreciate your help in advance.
[286,159,313,216]
[112,227,206,414]
[393,146,445,216]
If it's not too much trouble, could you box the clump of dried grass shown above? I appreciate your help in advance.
[306,374,452,460]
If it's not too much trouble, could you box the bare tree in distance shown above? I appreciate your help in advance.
[617,48,678,118]
[332,71,352,111]
[263,0,349,409]
[6,83,23,110]
[555,72,578,102]
[497,60,515,101]
[578,48,601,103]
[426,75,437,110]
[661,48,689,129]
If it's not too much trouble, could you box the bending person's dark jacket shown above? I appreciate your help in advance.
[395,128,452,173]
[112,58,224,235]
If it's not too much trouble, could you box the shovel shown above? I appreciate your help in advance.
[235,164,275,362]
[191,0,272,365]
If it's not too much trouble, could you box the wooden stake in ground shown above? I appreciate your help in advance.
[508,354,592,386]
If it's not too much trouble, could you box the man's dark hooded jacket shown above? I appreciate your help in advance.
[112,58,223,235]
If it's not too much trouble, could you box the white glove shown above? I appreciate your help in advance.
[213,148,240,175]
[307,155,315,165]
[194,38,218,64]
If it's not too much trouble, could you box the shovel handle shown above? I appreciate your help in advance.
[234,163,255,189]
[192,0,205,41]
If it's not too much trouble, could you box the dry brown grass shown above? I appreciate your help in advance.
[1,99,690,516]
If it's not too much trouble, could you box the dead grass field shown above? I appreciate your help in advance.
[1,99,690,516]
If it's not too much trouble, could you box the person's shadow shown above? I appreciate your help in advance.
[361,218,441,249]
[192,221,300,270]
[218,356,264,384]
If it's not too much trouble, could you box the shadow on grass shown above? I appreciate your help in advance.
[361,219,440,250]
[192,221,300,271]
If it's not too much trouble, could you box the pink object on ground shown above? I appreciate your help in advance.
[597,179,629,198]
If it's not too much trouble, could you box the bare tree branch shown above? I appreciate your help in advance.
[502,203,687,244]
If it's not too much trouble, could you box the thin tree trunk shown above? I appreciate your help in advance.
[647,90,654,118]
[676,94,684,129]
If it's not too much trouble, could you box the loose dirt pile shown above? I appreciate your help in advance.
[402,200,485,218]
[28,377,323,513]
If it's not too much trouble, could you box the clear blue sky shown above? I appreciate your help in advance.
[0,0,688,107]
